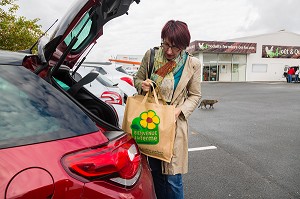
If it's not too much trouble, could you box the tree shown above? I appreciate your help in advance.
[0,0,44,52]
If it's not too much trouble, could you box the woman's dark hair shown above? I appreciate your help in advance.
[161,20,191,50]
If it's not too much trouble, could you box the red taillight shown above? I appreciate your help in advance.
[120,77,133,86]
[62,134,141,181]
[101,91,123,105]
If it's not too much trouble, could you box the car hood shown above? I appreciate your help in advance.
[39,0,139,74]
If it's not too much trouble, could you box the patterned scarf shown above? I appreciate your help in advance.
[150,47,187,102]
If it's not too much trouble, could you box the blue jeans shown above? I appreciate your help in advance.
[287,74,292,83]
[295,74,299,82]
[148,157,184,199]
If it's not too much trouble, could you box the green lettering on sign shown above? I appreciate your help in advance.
[130,110,160,145]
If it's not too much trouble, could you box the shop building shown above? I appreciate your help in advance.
[187,30,300,82]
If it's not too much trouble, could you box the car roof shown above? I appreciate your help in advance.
[0,50,30,65]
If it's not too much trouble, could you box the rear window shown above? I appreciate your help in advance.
[0,65,98,149]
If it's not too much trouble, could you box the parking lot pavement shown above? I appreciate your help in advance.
[183,82,300,199]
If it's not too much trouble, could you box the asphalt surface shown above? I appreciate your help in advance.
[183,82,300,199]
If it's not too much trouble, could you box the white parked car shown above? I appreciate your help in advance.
[70,66,125,126]
[81,62,137,101]
[71,66,124,104]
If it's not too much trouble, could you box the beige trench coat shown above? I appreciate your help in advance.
[134,49,202,175]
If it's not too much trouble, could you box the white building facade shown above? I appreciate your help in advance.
[188,31,300,82]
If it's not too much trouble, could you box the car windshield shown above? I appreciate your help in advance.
[0,65,98,149]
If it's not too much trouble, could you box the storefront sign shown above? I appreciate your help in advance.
[187,40,257,54]
[262,45,300,59]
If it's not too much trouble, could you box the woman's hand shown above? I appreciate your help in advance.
[141,79,152,92]
[175,107,182,119]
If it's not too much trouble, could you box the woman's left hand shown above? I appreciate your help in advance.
[175,107,182,119]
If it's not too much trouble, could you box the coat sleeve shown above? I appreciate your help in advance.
[180,57,202,119]
[134,49,151,94]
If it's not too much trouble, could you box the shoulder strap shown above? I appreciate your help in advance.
[148,48,155,79]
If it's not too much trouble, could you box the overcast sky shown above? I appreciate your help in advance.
[16,0,300,62]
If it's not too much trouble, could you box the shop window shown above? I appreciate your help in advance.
[203,53,218,62]
[218,54,232,62]
[233,54,246,64]
[220,65,227,73]
[252,64,267,73]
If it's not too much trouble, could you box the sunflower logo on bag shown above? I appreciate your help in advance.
[130,110,160,145]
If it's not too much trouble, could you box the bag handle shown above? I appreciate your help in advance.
[147,48,155,79]
[144,47,167,105]
[141,82,167,105]
[142,82,159,104]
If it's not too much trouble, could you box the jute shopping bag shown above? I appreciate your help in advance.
[122,88,176,163]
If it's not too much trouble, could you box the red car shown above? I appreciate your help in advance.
[0,0,156,198]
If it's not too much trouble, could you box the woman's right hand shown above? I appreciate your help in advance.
[141,79,152,92]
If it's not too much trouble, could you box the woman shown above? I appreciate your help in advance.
[134,20,201,199]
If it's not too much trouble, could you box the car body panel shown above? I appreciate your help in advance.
[117,79,138,97]
[0,50,30,65]
[6,168,54,199]
[1,131,115,198]
[0,64,155,198]
[111,103,125,127]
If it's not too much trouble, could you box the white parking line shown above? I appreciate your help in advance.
[188,146,217,152]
